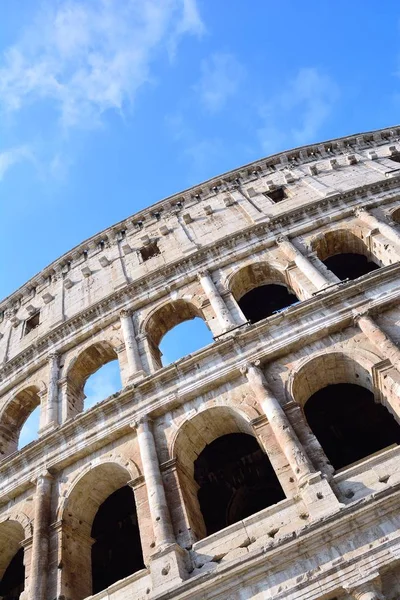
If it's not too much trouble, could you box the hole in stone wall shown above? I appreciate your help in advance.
[24,311,40,335]
[159,317,213,366]
[83,360,122,411]
[263,187,286,203]
[0,548,25,600]
[140,241,160,262]
[238,284,298,324]
[91,486,144,595]
[304,383,400,470]
[323,253,379,281]
[389,153,400,164]
[194,433,285,536]
[18,404,40,449]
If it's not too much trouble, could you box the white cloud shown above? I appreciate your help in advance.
[0,146,32,180]
[0,0,204,129]
[195,53,244,112]
[257,67,339,154]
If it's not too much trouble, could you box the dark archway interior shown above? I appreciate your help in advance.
[323,253,379,281]
[91,486,144,594]
[304,383,400,471]
[0,548,24,600]
[238,284,298,324]
[194,433,285,535]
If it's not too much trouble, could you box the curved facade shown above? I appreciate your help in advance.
[1,126,400,599]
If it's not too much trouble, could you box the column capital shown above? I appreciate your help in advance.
[352,308,370,323]
[345,573,384,599]
[353,205,369,218]
[197,269,210,281]
[31,470,54,486]
[131,415,152,430]
[276,234,289,245]
[120,308,132,319]
[47,351,59,361]
[240,358,261,376]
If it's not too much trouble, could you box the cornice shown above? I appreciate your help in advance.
[1,125,400,314]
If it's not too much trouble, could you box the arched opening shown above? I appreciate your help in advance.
[312,229,380,281]
[0,548,24,600]
[61,463,144,599]
[145,300,211,368]
[66,341,120,417]
[173,407,285,541]
[0,386,41,457]
[91,486,144,595]
[194,433,285,536]
[304,383,400,470]
[228,263,299,324]
[83,360,122,411]
[391,207,400,225]
[18,405,41,450]
[0,520,25,600]
[159,317,213,365]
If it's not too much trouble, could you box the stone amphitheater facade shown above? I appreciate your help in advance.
[2,127,400,600]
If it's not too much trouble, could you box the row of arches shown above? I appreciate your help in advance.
[1,224,397,453]
[2,349,400,598]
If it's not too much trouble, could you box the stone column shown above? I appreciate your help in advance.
[120,310,145,380]
[45,353,59,430]
[198,271,236,331]
[347,576,385,600]
[277,236,329,291]
[356,207,400,248]
[134,417,175,551]
[243,361,314,485]
[355,313,400,369]
[29,472,53,600]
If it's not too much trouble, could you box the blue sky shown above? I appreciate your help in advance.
[2,0,400,445]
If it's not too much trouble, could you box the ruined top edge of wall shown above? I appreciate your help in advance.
[1,124,400,312]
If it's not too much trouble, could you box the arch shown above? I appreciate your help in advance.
[227,261,298,324]
[143,299,211,368]
[0,386,41,457]
[0,519,25,598]
[390,207,400,225]
[60,461,144,599]
[172,406,285,540]
[311,228,381,281]
[65,340,120,416]
[289,351,400,471]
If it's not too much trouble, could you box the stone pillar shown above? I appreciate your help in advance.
[134,417,175,551]
[120,310,145,380]
[355,313,400,369]
[45,353,59,430]
[277,236,329,291]
[198,271,236,331]
[29,472,53,600]
[243,361,314,485]
[356,207,400,248]
[347,576,385,600]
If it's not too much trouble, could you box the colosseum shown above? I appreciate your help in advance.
[1,126,400,600]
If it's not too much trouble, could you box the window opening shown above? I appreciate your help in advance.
[263,187,286,203]
[91,486,144,594]
[83,360,122,411]
[304,383,400,470]
[18,405,40,449]
[0,548,25,600]
[140,241,160,261]
[24,312,40,335]
[323,253,379,281]
[159,317,213,366]
[194,433,285,535]
[238,284,298,324]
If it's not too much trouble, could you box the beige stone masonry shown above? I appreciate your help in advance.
[28,472,52,600]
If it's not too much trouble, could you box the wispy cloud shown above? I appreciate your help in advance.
[0,0,204,129]
[0,145,32,180]
[194,52,244,112]
[257,67,339,154]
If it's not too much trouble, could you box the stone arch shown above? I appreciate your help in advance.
[172,405,285,541]
[59,461,144,600]
[227,260,298,324]
[390,206,400,225]
[142,298,210,369]
[64,339,120,418]
[310,227,383,280]
[0,518,26,597]
[0,385,42,457]
[288,350,400,471]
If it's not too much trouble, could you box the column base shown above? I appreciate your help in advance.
[128,370,147,383]
[299,471,343,519]
[149,543,190,594]
[38,422,58,436]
